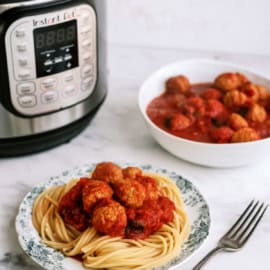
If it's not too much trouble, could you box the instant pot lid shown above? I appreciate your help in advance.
[0,0,36,3]
[0,0,67,11]
[0,0,66,5]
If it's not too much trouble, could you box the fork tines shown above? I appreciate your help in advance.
[224,200,268,245]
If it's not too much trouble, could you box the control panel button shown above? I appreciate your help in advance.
[64,85,76,96]
[81,13,91,24]
[83,52,92,61]
[82,39,92,48]
[45,66,54,74]
[81,65,93,78]
[15,29,26,38]
[18,69,31,79]
[41,78,57,90]
[17,44,27,52]
[17,82,35,95]
[81,76,94,91]
[66,62,72,69]
[44,59,53,66]
[81,26,91,35]
[18,95,36,108]
[18,58,28,66]
[41,91,58,104]
[54,56,63,64]
[64,54,72,61]
[64,72,74,83]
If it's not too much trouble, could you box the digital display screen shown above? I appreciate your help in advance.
[35,23,76,49]
[34,20,78,78]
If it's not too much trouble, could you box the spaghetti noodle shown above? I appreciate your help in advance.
[32,171,190,270]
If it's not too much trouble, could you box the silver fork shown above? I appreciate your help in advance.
[193,200,268,270]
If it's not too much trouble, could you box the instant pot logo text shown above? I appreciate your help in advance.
[33,10,76,27]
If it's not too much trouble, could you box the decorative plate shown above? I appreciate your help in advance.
[15,163,211,270]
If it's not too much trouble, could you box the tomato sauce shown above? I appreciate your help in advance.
[72,255,83,262]
[147,84,213,142]
[147,83,270,143]
[125,197,175,240]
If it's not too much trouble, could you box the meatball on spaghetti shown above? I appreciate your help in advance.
[114,180,146,208]
[122,167,142,180]
[82,179,113,212]
[92,198,127,237]
[91,162,123,184]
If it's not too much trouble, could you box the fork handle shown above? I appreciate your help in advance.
[192,246,224,270]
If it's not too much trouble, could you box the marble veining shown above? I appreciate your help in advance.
[0,46,270,270]
[0,253,39,269]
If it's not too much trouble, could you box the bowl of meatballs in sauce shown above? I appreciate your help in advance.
[139,59,270,167]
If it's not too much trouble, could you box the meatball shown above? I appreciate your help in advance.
[114,180,146,208]
[228,113,249,130]
[223,90,248,108]
[182,104,196,116]
[186,96,205,115]
[82,180,113,213]
[169,114,192,131]
[58,178,89,231]
[201,88,223,100]
[214,73,244,91]
[92,199,127,237]
[236,72,249,85]
[210,126,234,143]
[247,104,267,123]
[241,83,259,102]
[165,75,191,95]
[91,162,123,185]
[256,85,270,100]
[205,99,227,119]
[137,176,159,200]
[122,167,142,180]
[166,93,186,109]
[231,127,260,143]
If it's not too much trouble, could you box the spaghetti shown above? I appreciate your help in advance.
[32,170,190,270]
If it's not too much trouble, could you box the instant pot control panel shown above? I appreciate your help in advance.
[4,3,97,116]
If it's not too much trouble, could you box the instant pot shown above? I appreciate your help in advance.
[0,0,108,156]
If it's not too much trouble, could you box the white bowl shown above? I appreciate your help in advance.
[138,59,270,168]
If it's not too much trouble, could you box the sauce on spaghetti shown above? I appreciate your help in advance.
[146,73,270,143]
[58,162,176,240]
[126,196,175,239]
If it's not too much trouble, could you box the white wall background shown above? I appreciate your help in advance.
[108,0,270,56]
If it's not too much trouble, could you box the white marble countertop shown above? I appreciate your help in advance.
[0,45,270,270]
